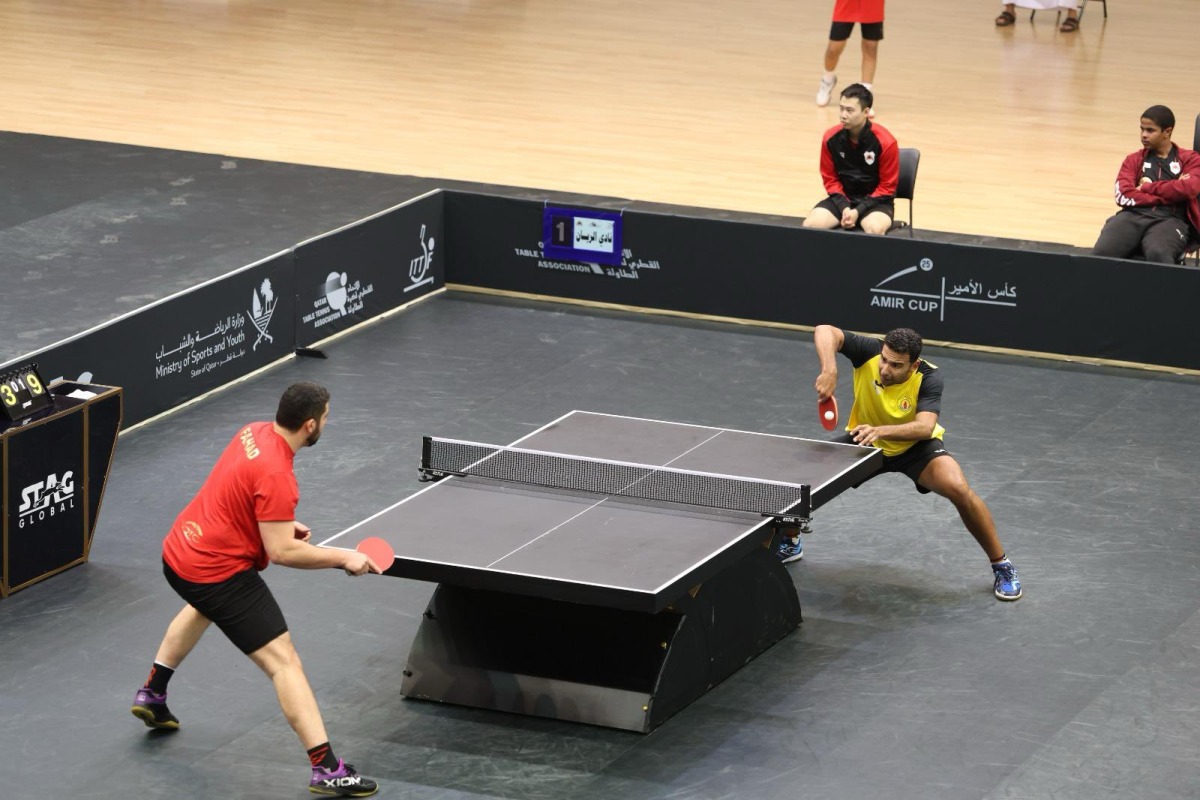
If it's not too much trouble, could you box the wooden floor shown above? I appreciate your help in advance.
[0,0,1195,248]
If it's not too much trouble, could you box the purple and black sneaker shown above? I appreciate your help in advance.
[309,759,379,797]
[130,688,179,730]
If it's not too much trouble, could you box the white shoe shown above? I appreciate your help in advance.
[815,74,837,107]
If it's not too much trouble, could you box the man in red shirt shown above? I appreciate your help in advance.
[130,382,381,797]
[803,83,899,236]
[1092,105,1200,265]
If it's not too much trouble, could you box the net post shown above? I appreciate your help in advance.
[419,436,437,481]
[770,484,812,532]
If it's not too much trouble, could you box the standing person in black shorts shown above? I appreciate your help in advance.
[130,382,383,796]
[777,326,1023,602]
[816,0,885,108]
[803,84,898,236]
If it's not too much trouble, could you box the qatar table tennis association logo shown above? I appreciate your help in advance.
[249,279,278,352]
[405,223,436,293]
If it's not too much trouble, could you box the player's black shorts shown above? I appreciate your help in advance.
[163,560,288,655]
[814,197,895,224]
[837,435,951,494]
[830,21,884,41]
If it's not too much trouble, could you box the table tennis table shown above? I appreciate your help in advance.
[323,410,880,732]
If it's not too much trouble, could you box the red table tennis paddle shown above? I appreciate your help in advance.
[356,536,395,573]
[818,395,839,431]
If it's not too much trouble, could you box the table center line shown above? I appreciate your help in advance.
[485,429,727,568]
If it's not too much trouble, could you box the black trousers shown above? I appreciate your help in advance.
[1092,211,1190,264]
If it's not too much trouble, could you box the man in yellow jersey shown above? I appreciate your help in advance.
[777,324,1022,601]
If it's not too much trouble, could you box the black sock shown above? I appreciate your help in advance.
[145,662,175,694]
[307,742,339,771]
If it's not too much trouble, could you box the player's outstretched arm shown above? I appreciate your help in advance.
[260,521,378,573]
[813,325,845,400]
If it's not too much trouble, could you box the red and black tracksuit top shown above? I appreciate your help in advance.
[1112,144,1200,241]
[820,120,899,218]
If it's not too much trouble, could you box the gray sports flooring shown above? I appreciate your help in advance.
[3,292,1200,800]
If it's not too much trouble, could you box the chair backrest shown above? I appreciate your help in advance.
[1193,112,1199,152]
[896,148,920,201]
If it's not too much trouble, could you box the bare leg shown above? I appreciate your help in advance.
[918,456,1006,562]
[824,39,848,72]
[859,210,892,235]
[860,39,879,85]
[249,632,329,749]
[802,207,842,230]
[154,604,212,668]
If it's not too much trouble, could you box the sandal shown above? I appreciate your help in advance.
[995,10,1016,26]
[1059,16,1079,32]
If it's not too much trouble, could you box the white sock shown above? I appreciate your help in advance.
[823,71,836,81]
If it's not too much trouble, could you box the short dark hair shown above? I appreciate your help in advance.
[276,382,330,431]
[883,328,922,362]
[1141,105,1175,131]
[841,83,874,111]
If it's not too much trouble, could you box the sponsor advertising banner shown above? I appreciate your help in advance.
[4,409,86,591]
[444,191,1198,370]
[294,193,444,347]
[8,251,296,427]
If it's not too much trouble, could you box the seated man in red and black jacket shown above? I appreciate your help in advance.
[803,83,899,236]
[1092,105,1200,265]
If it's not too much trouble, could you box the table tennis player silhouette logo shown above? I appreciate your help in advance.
[404,223,436,293]
[249,279,277,351]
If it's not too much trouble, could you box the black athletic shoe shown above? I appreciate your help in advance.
[309,759,379,797]
[131,688,180,730]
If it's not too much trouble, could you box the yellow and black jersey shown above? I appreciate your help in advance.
[841,332,945,457]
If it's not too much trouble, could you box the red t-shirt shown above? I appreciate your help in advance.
[832,0,885,23]
[162,421,299,583]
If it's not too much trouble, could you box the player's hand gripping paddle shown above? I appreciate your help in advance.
[355,536,394,574]
[818,395,839,431]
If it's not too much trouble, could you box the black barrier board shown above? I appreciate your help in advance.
[444,191,1200,371]
[294,193,444,347]
[3,251,297,427]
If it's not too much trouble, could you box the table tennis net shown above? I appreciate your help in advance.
[423,436,808,515]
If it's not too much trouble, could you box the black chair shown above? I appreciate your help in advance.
[1193,112,1199,152]
[1031,0,1107,23]
[888,147,920,237]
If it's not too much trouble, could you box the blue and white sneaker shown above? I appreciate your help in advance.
[776,535,804,563]
[991,559,1022,601]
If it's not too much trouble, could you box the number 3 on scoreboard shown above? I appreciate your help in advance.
[0,383,15,407]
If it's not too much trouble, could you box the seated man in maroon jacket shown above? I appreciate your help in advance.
[803,83,898,236]
[1092,105,1200,265]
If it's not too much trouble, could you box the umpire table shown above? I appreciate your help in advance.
[324,411,880,732]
